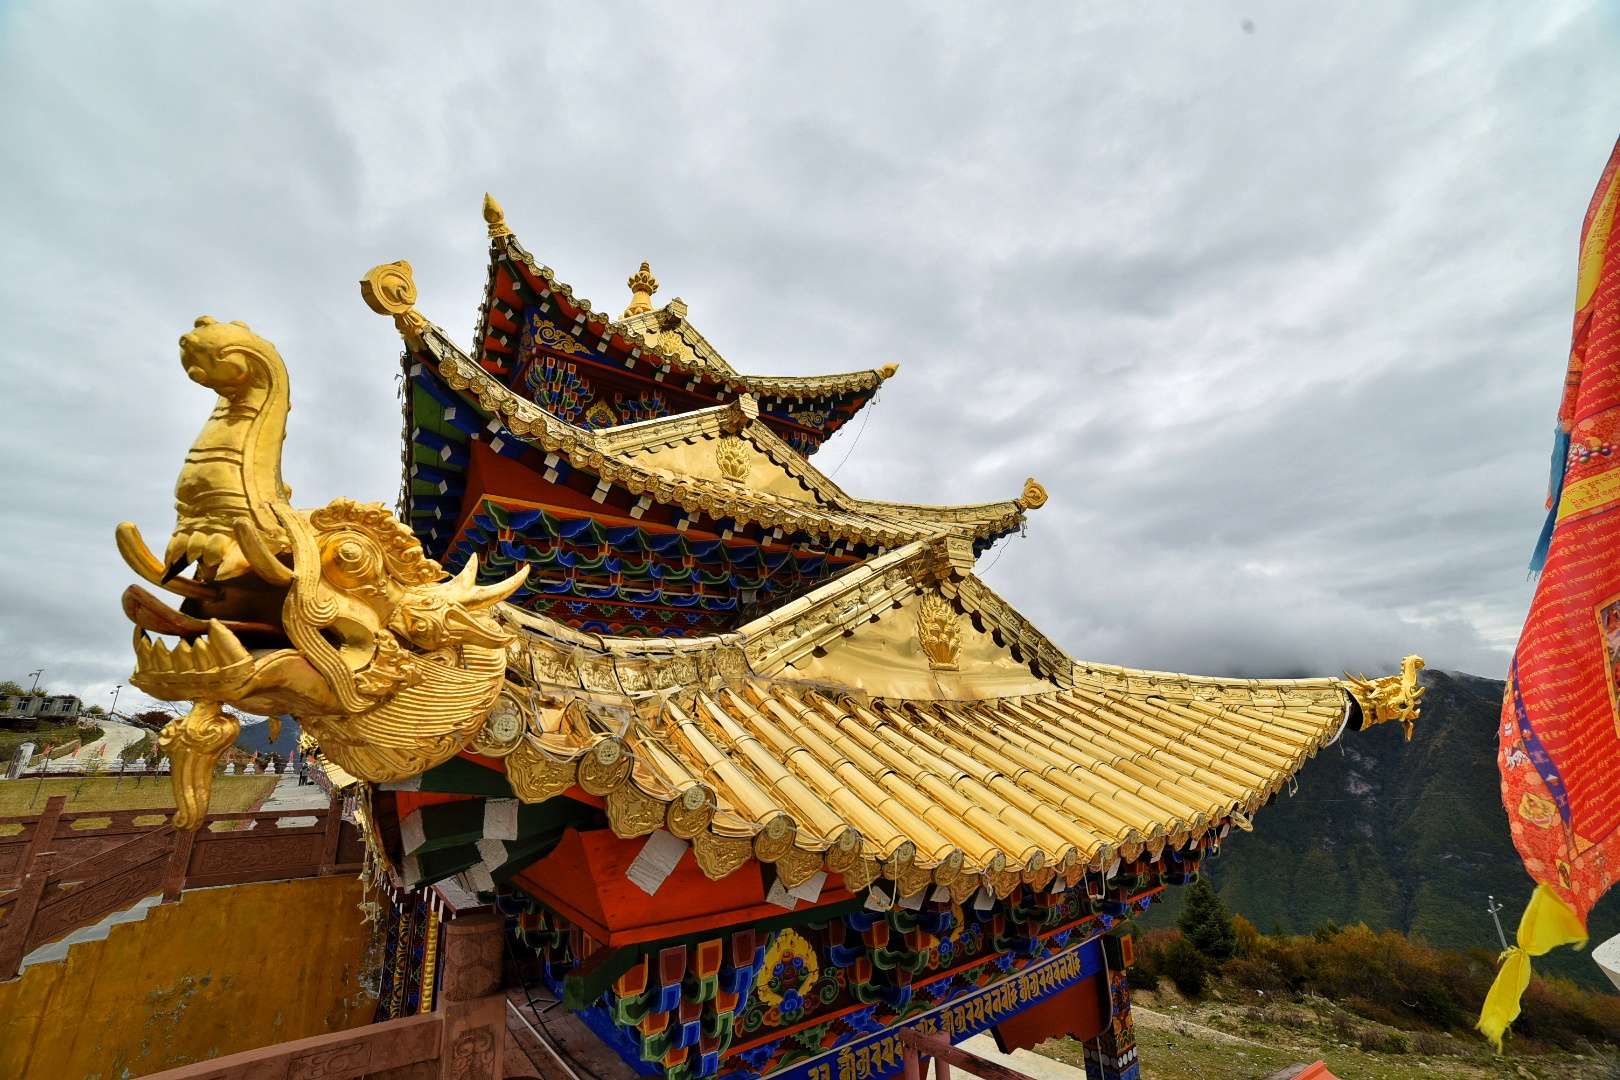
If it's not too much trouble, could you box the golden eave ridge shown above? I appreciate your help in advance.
[413,324,1031,548]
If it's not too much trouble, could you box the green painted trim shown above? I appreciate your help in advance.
[417,755,515,796]
[410,799,487,855]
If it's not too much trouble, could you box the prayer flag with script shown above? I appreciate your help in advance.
[1483,135,1620,1049]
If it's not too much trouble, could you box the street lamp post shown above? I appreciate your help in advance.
[109,684,122,721]
[27,669,42,695]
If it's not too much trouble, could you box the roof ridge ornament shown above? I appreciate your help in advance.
[1343,654,1426,740]
[625,261,659,317]
[1016,478,1048,511]
[720,393,759,435]
[483,192,512,238]
[360,261,428,348]
[917,591,961,671]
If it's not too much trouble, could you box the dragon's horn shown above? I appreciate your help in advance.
[427,556,529,611]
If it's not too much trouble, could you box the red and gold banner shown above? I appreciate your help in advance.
[1485,135,1620,1048]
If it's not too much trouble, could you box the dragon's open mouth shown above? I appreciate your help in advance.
[117,531,348,721]
[123,583,296,696]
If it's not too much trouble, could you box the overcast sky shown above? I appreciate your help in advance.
[2,3,1617,711]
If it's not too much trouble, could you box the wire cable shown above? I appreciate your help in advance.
[825,389,880,481]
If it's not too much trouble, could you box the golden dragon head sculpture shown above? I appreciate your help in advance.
[1344,653,1426,741]
[117,316,528,828]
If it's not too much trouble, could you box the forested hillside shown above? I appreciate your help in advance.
[1142,669,1620,990]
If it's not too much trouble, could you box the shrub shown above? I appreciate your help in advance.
[1356,1028,1409,1054]
[1411,1032,1450,1056]
[1344,996,1402,1027]
[1202,920,1620,1049]
[1162,936,1208,998]
[1223,955,1287,995]
[1232,913,1261,957]
[1127,963,1160,992]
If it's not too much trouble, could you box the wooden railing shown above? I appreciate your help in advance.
[0,793,365,980]
[898,1030,1039,1080]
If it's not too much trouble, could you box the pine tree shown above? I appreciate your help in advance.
[1177,877,1237,961]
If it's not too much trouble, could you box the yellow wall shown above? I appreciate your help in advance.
[0,876,376,1079]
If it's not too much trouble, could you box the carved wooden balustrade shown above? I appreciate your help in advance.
[0,793,365,980]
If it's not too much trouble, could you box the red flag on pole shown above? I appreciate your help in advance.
[1484,136,1620,1048]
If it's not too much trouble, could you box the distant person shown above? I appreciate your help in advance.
[299,760,309,786]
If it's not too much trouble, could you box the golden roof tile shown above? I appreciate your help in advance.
[463,569,1423,886]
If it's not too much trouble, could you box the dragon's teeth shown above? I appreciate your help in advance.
[172,640,195,673]
[208,620,250,664]
[150,639,173,672]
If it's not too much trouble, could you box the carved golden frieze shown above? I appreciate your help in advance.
[606,785,666,839]
[773,845,826,890]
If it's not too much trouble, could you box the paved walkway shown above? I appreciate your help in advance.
[259,769,327,826]
[32,720,150,772]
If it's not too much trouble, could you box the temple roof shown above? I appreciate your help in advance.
[395,309,1039,636]
[353,230,1421,909]
[389,534,1400,897]
[419,325,1034,541]
[469,196,896,456]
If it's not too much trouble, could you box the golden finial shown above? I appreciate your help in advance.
[1017,478,1048,510]
[878,363,900,379]
[484,192,512,239]
[360,261,428,347]
[624,261,659,317]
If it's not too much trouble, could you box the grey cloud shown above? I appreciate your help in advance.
[1,1,1617,709]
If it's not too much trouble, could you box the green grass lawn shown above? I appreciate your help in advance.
[0,774,278,817]
[0,722,87,757]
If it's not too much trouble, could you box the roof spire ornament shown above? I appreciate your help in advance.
[360,261,428,348]
[483,192,512,239]
[624,261,659,317]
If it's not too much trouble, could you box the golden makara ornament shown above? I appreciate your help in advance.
[116,317,527,828]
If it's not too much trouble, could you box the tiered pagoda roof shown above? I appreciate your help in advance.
[358,195,1422,922]
[470,195,893,456]
[394,197,1036,639]
[117,194,1427,1080]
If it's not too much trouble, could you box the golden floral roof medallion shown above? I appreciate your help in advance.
[716,435,750,482]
